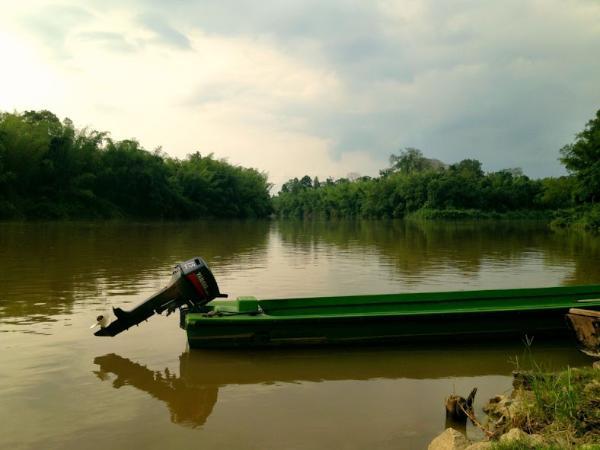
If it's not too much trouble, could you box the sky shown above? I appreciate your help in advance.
[1,0,599,189]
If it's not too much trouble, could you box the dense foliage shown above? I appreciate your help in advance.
[0,111,272,219]
[2,107,598,225]
[560,110,600,204]
[551,109,600,232]
[275,109,600,221]
[274,152,571,219]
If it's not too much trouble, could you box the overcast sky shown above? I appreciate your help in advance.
[1,0,599,188]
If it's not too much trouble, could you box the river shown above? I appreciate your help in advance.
[1,220,599,449]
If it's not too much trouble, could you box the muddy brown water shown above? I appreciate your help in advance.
[1,221,599,449]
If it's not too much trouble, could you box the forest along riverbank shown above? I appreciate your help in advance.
[2,109,600,233]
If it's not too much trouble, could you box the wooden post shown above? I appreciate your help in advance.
[445,387,477,431]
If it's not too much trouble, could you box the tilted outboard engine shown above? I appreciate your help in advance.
[94,257,226,337]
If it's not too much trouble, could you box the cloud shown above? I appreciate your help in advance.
[138,14,191,49]
[129,0,600,176]
[75,31,138,52]
[2,0,600,184]
[22,4,94,57]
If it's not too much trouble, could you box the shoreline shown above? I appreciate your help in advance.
[429,362,600,450]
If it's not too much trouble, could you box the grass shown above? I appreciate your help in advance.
[499,365,600,448]
[489,440,565,450]
[488,439,600,450]
[530,367,599,438]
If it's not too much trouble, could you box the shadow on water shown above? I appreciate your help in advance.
[92,339,591,429]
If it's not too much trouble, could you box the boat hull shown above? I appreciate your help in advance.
[185,285,600,348]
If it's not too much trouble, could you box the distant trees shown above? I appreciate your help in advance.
[3,107,599,227]
[274,147,574,219]
[0,110,272,219]
[275,109,600,223]
[379,148,445,177]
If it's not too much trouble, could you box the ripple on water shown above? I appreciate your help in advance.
[1,221,600,450]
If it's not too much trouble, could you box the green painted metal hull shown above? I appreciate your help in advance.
[185,285,600,348]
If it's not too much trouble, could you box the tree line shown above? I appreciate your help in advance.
[274,109,600,232]
[0,110,272,219]
[1,108,598,229]
[274,150,573,219]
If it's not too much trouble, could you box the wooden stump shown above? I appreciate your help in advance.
[445,387,477,431]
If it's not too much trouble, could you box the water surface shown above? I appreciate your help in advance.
[1,220,599,449]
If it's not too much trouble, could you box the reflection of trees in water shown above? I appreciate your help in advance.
[276,220,600,283]
[0,221,270,323]
[548,231,600,285]
[3,220,600,325]
[93,342,588,428]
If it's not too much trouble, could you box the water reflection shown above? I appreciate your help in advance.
[93,341,590,429]
[2,220,600,330]
[0,221,270,326]
[94,354,217,427]
[276,220,600,285]
[4,221,600,450]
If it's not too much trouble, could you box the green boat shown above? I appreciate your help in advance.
[94,257,600,348]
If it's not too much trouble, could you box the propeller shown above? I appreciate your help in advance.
[90,314,110,329]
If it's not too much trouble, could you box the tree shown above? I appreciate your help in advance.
[560,109,600,203]
[384,148,443,176]
[449,159,484,179]
[538,176,576,209]
[0,110,273,219]
[300,175,313,189]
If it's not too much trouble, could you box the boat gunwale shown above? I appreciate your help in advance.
[187,299,600,324]
[255,284,600,312]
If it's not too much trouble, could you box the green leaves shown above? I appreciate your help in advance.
[560,109,600,204]
[0,110,272,219]
[275,159,546,219]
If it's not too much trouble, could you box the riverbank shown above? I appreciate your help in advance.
[551,206,600,234]
[429,363,600,450]
[405,209,552,221]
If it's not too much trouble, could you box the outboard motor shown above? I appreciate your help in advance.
[94,257,226,337]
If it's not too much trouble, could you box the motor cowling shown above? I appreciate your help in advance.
[177,257,223,304]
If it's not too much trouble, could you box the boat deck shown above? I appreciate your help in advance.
[190,285,600,321]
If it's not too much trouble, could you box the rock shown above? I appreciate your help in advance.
[583,380,600,397]
[428,428,470,450]
[483,395,511,417]
[483,395,507,409]
[483,394,520,422]
[498,428,546,446]
[464,442,493,450]
[499,428,529,443]
[593,360,600,370]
